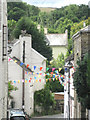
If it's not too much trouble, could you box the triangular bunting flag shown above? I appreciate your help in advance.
[26,64,29,68]
[59,68,62,72]
[40,67,43,71]
[46,67,49,71]
[34,66,36,70]
[52,68,55,71]
[20,62,24,66]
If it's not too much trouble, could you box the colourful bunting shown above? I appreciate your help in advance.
[29,80,31,83]
[59,68,62,72]
[15,60,17,63]
[46,79,48,82]
[51,72,53,74]
[18,80,20,83]
[25,80,27,83]
[39,79,41,82]
[46,67,49,71]
[22,79,24,82]
[36,80,38,82]
[34,66,36,70]
[52,68,55,71]
[55,70,58,74]
[14,81,16,83]
[26,64,29,68]
[20,63,24,66]
[40,67,43,71]
[53,75,55,78]
[34,77,37,79]
[9,58,11,61]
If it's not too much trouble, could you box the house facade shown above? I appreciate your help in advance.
[64,25,90,119]
[64,54,75,118]
[0,0,8,119]
[8,34,46,116]
[72,25,90,118]
[45,30,68,59]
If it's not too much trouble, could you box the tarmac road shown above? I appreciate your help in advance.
[31,113,64,120]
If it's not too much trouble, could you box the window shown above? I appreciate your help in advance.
[2,25,8,58]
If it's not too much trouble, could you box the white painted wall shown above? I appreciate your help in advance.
[64,61,75,119]
[0,0,8,119]
[8,35,46,116]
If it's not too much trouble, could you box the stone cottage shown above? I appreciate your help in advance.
[64,25,90,119]
[0,0,8,119]
[8,34,46,116]
[72,25,90,118]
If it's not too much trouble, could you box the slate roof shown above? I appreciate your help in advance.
[72,25,90,39]
[45,33,68,46]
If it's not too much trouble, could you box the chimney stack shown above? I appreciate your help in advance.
[44,27,48,34]
[83,22,86,28]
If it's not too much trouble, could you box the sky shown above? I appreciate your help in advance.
[22,0,89,8]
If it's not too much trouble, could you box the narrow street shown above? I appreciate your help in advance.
[31,113,64,120]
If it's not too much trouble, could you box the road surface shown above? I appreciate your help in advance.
[31,113,64,120]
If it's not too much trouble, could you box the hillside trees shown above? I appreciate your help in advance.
[7,2,40,21]
[7,2,89,59]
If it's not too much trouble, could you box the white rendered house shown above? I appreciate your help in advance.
[0,0,8,119]
[8,34,46,116]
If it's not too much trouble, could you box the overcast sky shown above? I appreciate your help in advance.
[22,0,89,8]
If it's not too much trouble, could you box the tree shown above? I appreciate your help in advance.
[13,17,52,61]
[45,53,65,92]
[8,19,17,41]
[73,53,90,109]
[7,2,40,21]
[34,85,56,114]
[50,53,65,68]
[46,79,64,93]
[8,81,18,98]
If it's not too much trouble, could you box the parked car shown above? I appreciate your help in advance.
[8,109,29,120]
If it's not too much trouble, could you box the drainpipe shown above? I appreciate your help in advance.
[22,41,25,112]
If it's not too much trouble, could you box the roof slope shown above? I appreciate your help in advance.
[31,48,47,60]
[72,25,90,39]
[12,57,33,72]
[45,33,68,46]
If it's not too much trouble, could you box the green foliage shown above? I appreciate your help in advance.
[70,18,89,37]
[34,85,56,114]
[73,53,90,109]
[8,19,17,41]
[8,81,18,98]
[7,2,40,21]
[50,53,65,68]
[45,53,64,92]
[7,2,89,58]
[46,79,64,93]
[13,17,52,61]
